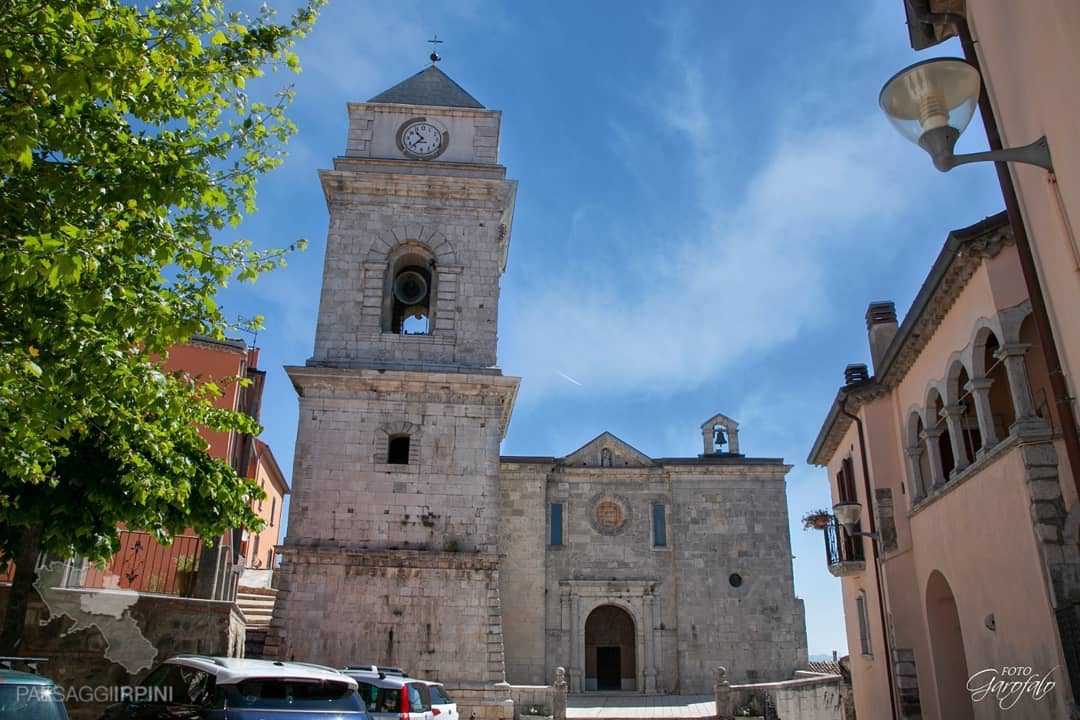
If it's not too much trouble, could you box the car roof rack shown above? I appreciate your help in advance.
[345,664,407,678]
[0,657,49,674]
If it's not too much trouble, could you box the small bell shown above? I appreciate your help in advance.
[713,425,728,450]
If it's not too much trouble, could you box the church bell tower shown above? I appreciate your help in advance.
[266,64,519,711]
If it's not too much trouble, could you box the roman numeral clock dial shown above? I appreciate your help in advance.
[398,119,447,159]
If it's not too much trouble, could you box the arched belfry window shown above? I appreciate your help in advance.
[383,247,436,335]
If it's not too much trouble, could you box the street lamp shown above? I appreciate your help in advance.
[880,58,1053,172]
[832,501,879,539]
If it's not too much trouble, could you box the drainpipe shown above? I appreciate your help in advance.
[839,393,900,720]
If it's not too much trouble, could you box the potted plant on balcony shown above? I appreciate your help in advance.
[800,509,832,531]
[175,555,198,597]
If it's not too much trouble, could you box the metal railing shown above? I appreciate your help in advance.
[824,517,864,567]
[65,530,203,596]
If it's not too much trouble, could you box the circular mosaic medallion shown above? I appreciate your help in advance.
[589,494,630,535]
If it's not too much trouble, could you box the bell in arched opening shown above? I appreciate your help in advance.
[392,265,431,334]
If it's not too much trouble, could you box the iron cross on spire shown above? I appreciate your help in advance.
[427,35,443,63]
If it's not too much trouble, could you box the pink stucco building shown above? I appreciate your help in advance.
[807,2,1080,718]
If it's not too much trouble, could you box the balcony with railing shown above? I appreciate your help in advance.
[62,530,204,596]
[824,517,865,577]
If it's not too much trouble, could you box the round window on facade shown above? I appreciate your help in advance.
[729,573,743,588]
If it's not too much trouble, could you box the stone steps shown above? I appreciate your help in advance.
[237,587,277,627]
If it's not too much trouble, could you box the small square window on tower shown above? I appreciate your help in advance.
[388,435,411,464]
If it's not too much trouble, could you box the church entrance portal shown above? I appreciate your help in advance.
[584,605,636,691]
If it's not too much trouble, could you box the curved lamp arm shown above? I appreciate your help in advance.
[919,126,1054,173]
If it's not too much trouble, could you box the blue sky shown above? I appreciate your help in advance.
[216,0,1006,658]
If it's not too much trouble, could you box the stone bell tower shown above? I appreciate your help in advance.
[266,65,519,715]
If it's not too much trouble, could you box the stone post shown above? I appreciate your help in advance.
[965,377,999,452]
[996,344,1045,432]
[941,403,971,471]
[904,447,926,501]
[714,666,732,720]
[553,667,568,720]
[920,427,947,489]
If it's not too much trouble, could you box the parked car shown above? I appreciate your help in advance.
[344,668,431,720]
[100,655,370,719]
[418,682,456,720]
[0,667,69,720]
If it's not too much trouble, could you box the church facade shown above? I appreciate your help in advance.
[500,416,807,693]
[265,65,806,704]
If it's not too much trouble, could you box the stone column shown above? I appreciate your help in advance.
[921,427,947,489]
[996,344,1043,430]
[904,447,926,501]
[965,377,1000,452]
[639,591,656,690]
[553,667,568,720]
[714,666,733,720]
[570,595,583,693]
[941,403,971,471]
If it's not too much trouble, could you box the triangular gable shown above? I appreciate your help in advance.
[559,432,654,468]
[368,65,484,109]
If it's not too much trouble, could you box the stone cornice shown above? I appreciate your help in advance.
[285,365,520,440]
[319,168,515,210]
[349,101,500,120]
[331,155,508,180]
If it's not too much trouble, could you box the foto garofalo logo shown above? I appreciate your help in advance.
[967,665,1058,709]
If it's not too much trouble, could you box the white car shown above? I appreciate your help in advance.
[421,682,457,720]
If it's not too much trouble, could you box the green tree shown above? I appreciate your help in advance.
[0,0,323,652]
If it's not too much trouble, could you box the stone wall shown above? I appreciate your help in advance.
[730,673,845,720]
[0,585,243,719]
[284,368,517,556]
[671,465,807,689]
[499,441,808,694]
[311,170,515,371]
[265,547,506,686]
[508,684,553,719]
[499,462,549,684]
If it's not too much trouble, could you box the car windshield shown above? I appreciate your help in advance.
[429,686,452,704]
[0,685,69,720]
[222,679,362,710]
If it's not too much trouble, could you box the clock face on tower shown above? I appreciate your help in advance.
[397,118,448,160]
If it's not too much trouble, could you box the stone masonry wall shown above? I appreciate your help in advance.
[311,172,515,372]
[285,368,516,555]
[499,462,549,684]
[543,463,679,692]
[0,586,243,720]
[264,548,505,686]
[672,466,807,689]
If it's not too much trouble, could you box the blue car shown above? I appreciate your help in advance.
[0,667,69,720]
[100,656,370,720]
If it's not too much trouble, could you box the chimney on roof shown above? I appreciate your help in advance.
[833,650,838,662]
[844,364,870,385]
[865,301,898,374]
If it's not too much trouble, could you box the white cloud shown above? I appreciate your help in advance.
[503,94,916,399]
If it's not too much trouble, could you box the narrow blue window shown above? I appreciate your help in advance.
[652,504,667,547]
[550,503,563,546]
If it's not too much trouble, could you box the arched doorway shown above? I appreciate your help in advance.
[925,571,973,720]
[584,605,636,691]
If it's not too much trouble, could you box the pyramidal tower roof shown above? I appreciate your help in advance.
[368,65,484,109]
